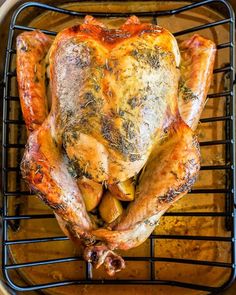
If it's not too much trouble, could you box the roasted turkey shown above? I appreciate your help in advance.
[16,16,216,276]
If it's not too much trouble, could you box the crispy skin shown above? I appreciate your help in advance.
[17,16,215,276]
[115,120,200,231]
[178,34,216,130]
[16,31,52,131]
[21,117,94,239]
[49,15,180,183]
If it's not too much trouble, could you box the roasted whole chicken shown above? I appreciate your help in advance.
[17,16,216,276]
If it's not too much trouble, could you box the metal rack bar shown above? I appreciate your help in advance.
[150,235,233,241]
[5,236,69,245]
[3,188,232,196]
[164,212,232,216]
[4,164,234,172]
[4,256,233,270]
[4,119,25,124]
[4,234,233,245]
[213,65,233,74]
[207,91,233,98]
[3,214,55,220]
[200,165,233,170]
[1,276,219,293]
[150,238,155,280]
[200,115,233,123]
[4,191,32,196]
[4,211,232,219]
[217,42,233,49]
[200,139,233,146]
[3,144,25,148]
[4,95,19,101]
[189,188,231,193]
[173,18,231,37]
[5,257,83,270]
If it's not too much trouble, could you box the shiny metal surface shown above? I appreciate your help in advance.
[0,1,235,294]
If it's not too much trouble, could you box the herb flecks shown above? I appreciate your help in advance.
[68,164,77,178]
[179,79,198,102]
[127,97,139,109]
[122,120,136,140]
[81,92,97,109]
[68,158,92,179]
[66,43,91,68]
[94,84,100,92]
[129,153,141,162]
[101,116,136,158]
[131,46,161,69]
[118,109,125,117]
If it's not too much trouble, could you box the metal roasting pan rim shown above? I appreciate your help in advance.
[0,0,236,294]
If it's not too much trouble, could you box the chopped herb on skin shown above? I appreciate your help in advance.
[127,97,139,109]
[94,84,100,92]
[101,116,136,157]
[119,109,125,117]
[170,170,178,179]
[130,46,161,69]
[144,219,159,226]
[158,195,166,204]
[68,158,92,179]
[52,137,58,148]
[72,131,78,140]
[68,165,77,178]
[35,164,42,175]
[129,153,141,161]
[85,92,96,102]
[79,117,89,126]
[179,79,198,102]
[122,120,136,140]
[45,77,50,88]
[104,59,112,72]
[81,92,100,110]
[67,110,74,117]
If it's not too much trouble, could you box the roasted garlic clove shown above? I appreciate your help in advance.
[77,177,103,211]
[99,191,123,223]
[108,179,135,201]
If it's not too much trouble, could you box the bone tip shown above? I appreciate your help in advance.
[84,245,125,276]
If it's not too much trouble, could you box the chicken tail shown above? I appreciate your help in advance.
[84,244,125,276]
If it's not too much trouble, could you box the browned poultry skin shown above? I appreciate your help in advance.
[21,119,94,237]
[178,34,216,130]
[16,16,215,275]
[17,31,52,131]
[49,15,180,183]
[114,120,200,232]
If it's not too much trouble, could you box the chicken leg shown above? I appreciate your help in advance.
[17,31,94,241]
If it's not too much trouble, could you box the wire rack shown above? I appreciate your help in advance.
[1,0,236,293]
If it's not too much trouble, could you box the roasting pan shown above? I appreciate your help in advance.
[0,0,236,294]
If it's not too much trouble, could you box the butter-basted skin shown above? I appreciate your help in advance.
[49,15,180,183]
[17,31,52,131]
[178,34,216,130]
[17,16,215,276]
